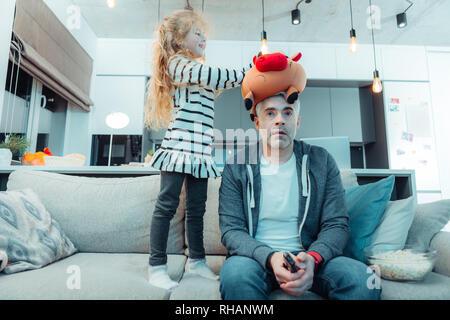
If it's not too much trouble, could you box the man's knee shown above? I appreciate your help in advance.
[220,256,262,284]
[321,256,381,300]
[219,256,267,299]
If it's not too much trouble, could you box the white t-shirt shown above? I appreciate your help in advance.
[254,153,302,252]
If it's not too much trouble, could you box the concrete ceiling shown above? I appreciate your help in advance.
[70,0,450,46]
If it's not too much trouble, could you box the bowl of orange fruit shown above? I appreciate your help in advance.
[22,148,86,166]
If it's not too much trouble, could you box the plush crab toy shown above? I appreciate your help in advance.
[241,51,307,121]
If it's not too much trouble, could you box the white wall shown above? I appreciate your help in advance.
[0,0,17,125]
[91,75,146,135]
[427,49,450,200]
[43,0,98,162]
[43,0,97,59]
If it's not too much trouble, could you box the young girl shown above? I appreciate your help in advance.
[144,9,248,290]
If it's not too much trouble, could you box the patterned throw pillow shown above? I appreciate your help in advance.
[0,189,77,274]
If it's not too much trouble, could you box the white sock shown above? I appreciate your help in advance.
[148,264,179,291]
[0,251,7,272]
[186,258,219,280]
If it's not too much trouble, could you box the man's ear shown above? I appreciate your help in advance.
[297,116,301,130]
[254,115,260,130]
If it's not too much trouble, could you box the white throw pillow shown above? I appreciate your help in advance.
[340,170,359,188]
[0,189,77,274]
[370,196,415,252]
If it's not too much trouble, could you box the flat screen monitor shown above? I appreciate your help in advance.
[300,136,351,170]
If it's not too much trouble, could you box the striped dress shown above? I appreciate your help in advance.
[150,55,248,178]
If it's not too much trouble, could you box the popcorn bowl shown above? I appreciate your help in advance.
[364,245,437,282]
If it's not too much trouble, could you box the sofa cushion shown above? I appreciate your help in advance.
[380,272,450,300]
[343,175,395,263]
[0,253,186,299]
[6,170,185,254]
[340,170,359,188]
[430,231,450,278]
[0,188,77,274]
[369,196,415,252]
[405,199,450,250]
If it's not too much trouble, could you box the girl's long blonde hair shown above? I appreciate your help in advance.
[144,10,209,130]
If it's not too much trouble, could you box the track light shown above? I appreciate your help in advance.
[291,9,300,25]
[292,0,312,25]
[397,0,413,28]
[397,12,407,28]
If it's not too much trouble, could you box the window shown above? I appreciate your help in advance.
[91,134,142,166]
[36,85,67,155]
[1,61,33,160]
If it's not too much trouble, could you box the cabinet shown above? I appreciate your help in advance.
[381,46,428,81]
[206,42,242,69]
[335,45,383,80]
[330,87,375,144]
[296,87,333,139]
[296,86,375,144]
[295,45,337,80]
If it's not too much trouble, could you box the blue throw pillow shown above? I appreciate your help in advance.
[343,175,395,263]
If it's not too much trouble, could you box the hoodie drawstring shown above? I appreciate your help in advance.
[246,165,255,237]
[299,154,311,242]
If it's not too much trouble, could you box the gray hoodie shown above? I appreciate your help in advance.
[218,139,350,271]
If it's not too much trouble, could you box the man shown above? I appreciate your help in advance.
[218,92,381,300]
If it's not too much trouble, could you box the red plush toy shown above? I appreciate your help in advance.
[241,51,307,121]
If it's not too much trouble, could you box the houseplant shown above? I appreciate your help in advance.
[145,149,154,163]
[0,134,30,165]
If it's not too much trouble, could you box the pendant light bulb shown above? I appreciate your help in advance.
[372,70,383,93]
[349,29,358,53]
[260,38,269,55]
[107,0,116,8]
[260,31,269,55]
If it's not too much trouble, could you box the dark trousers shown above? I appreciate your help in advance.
[149,171,208,266]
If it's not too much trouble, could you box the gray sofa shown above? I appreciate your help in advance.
[1,170,449,300]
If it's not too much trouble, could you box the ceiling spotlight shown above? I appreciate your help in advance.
[397,0,413,28]
[396,12,407,28]
[292,0,312,25]
[291,9,300,25]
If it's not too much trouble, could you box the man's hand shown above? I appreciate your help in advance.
[270,252,305,286]
[271,252,315,297]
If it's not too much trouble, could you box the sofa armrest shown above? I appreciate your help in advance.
[430,231,450,277]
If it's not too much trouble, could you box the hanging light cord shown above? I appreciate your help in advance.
[369,0,377,70]
[349,0,354,29]
[262,0,265,33]
[403,0,413,13]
